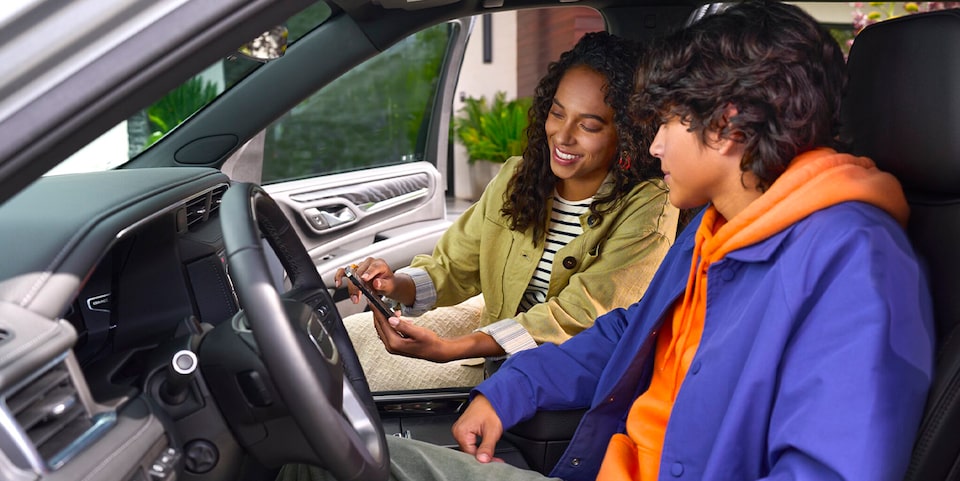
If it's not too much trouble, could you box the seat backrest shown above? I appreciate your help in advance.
[841,9,960,481]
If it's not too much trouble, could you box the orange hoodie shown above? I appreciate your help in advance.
[596,148,908,481]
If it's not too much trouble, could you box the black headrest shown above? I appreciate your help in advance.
[841,9,960,197]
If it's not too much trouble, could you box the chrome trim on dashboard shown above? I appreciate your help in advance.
[0,351,120,473]
[372,390,471,403]
[0,353,69,473]
[46,411,117,470]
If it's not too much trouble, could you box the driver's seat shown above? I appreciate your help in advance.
[840,8,960,480]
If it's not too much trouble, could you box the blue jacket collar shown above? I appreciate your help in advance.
[680,206,797,265]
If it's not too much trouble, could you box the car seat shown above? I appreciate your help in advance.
[840,8,960,481]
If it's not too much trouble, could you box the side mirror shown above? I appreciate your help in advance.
[235,25,288,62]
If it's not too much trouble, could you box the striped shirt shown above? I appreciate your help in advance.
[518,195,591,312]
[395,193,594,358]
[478,193,592,356]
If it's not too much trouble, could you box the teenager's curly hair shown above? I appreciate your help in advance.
[631,1,847,191]
[501,31,660,244]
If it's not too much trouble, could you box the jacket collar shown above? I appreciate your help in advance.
[679,206,795,265]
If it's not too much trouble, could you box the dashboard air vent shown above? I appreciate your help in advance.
[184,185,228,230]
[207,184,228,217]
[184,193,209,228]
[6,362,92,466]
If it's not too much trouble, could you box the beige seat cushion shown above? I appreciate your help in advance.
[344,294,487,392]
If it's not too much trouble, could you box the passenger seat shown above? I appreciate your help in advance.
[840,8,960,481]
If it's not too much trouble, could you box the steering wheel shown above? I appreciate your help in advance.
[219,182,389,481]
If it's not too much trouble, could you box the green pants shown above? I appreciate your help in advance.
[276,435,562,481]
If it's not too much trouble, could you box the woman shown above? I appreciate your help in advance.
[339,32,678,391]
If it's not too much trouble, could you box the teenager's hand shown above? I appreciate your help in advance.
[452,395,504,463]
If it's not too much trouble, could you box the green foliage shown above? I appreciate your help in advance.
[261,23,451,182]
[829,27,855,57]
[454,92,532,164]
[145,77,219,146]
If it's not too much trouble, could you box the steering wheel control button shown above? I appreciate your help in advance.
[184,439,219,474]
[237,370,273,407]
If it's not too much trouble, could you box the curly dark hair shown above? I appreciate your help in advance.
[501,31,660,244]
[631,1,846,191]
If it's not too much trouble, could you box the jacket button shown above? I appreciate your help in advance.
[720,268,735,281]
[570,458,581,467]
[671,462,684,476]
[690,360,701,374]
[587,214,601,226]
[562,256,577,269]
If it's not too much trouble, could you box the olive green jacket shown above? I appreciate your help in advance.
[409,156,678,346]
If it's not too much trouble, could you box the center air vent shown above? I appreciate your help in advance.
[184,194,209,227]
[5,362,92,468]
[208,184,228,217]
[183,184,229,230]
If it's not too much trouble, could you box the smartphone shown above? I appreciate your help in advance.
[343,265,396,319]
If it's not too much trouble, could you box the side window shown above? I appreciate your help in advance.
[261,23,455,183]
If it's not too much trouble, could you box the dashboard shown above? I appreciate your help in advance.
[68,184,237,369]
[0,167,241,481]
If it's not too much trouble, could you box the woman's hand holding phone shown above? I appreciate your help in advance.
[343,264,397,320]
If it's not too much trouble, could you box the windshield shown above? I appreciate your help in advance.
[46,1,333,176]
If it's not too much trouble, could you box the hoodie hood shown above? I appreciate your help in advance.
[701,147,909,263]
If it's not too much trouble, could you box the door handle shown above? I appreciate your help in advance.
[304,206,357,231]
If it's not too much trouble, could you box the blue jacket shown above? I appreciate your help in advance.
[476,203,935,481]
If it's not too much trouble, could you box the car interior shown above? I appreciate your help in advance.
[0,1,959,481]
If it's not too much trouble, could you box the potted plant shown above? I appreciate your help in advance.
[454,92,532,198]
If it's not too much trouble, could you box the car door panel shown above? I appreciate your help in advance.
[263,161,449,314]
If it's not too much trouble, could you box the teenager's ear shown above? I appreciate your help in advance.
[717,104,745,155]
[717,136,745,157]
